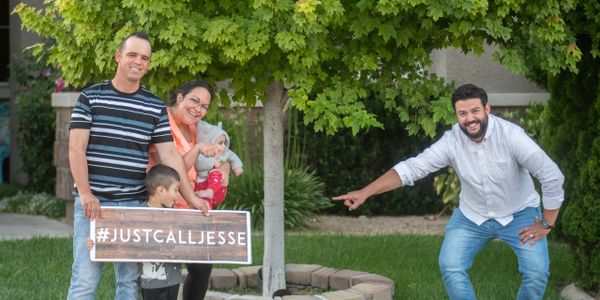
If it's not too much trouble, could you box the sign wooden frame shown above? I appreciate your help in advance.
[90,207,251,264]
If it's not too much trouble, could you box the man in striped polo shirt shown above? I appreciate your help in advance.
[334,84,565,300]
[67,32,213,300]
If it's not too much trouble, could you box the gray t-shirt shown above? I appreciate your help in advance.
[140,262,182,289]
[139,203,182,289]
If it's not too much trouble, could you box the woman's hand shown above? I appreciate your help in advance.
[189,195,211,216]
[216,162,231,186]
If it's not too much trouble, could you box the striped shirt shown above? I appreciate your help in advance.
[70,80,173,202]
[393,114,564,226]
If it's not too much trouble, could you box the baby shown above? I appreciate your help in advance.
[194,121,243,209]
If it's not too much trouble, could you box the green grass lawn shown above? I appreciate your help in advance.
[0,234,574,299]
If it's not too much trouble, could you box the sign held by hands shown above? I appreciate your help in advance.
[91,207,251,264]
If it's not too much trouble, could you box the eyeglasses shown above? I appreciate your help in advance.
[187,97,210,111]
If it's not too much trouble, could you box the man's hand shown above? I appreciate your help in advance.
[332,170,402,211]
[80,191,101,219]
[332,190,368,211]
[517,216,551,246]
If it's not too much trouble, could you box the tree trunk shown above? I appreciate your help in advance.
[262,81,287,297]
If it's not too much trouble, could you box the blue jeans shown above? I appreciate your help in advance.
[67,196,144,300]
[439,207,549,300]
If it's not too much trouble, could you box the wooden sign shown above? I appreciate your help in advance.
[90,207,251,264]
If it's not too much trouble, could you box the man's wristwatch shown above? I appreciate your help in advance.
[540,218,555,230]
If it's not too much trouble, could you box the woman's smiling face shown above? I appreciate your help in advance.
[173,87,212,125]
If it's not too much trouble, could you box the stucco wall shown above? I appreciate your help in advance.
[430,45,548,107]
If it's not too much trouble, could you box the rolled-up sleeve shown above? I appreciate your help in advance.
[393,133,452,186]
[521,150,565,209]
[511,128,565,209]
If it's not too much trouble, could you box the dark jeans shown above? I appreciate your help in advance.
[142,284,180,300]
[182,263,213,300]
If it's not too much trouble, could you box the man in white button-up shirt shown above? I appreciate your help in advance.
[334,84,564,300]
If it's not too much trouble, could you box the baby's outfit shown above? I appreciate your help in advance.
[195,121,243,209]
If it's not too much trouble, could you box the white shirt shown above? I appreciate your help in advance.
[393,114,564,226]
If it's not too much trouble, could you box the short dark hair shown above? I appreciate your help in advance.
[451,84,488,110]
[119,32,151,52]
[170,79,215,105]
[145,164,180,196]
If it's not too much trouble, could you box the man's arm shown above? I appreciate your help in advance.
[69,129,101,219]
[332,169,403,211]
[155,141,210,215]
[332,133,452,211]
[514,133,565,212]
[513,130,565,245]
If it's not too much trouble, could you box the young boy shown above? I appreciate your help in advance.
[139,164,183,300]
[194,121,244,209]
[86,164,183,299]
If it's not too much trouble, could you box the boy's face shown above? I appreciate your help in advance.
[160,182,180,208]
[215,135,227,153]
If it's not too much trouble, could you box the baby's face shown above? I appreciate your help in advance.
[215,135,227,153]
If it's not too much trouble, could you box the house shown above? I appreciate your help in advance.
[429,46,548,108]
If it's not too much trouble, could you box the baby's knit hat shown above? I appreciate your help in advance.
[196,121,230,149]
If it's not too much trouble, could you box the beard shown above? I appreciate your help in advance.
[459,114,489,141]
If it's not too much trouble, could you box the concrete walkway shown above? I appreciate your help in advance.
[0,213,72,240]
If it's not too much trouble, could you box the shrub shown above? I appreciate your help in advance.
[205,107,332,229]
[0,184,22,200]
[502,104,546,140]
[433,167,459,214]
[10,49,58,193]
[297,98,446,216]
[540,32,600,292]
[0,192,66,219]
[221,165,332,229]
